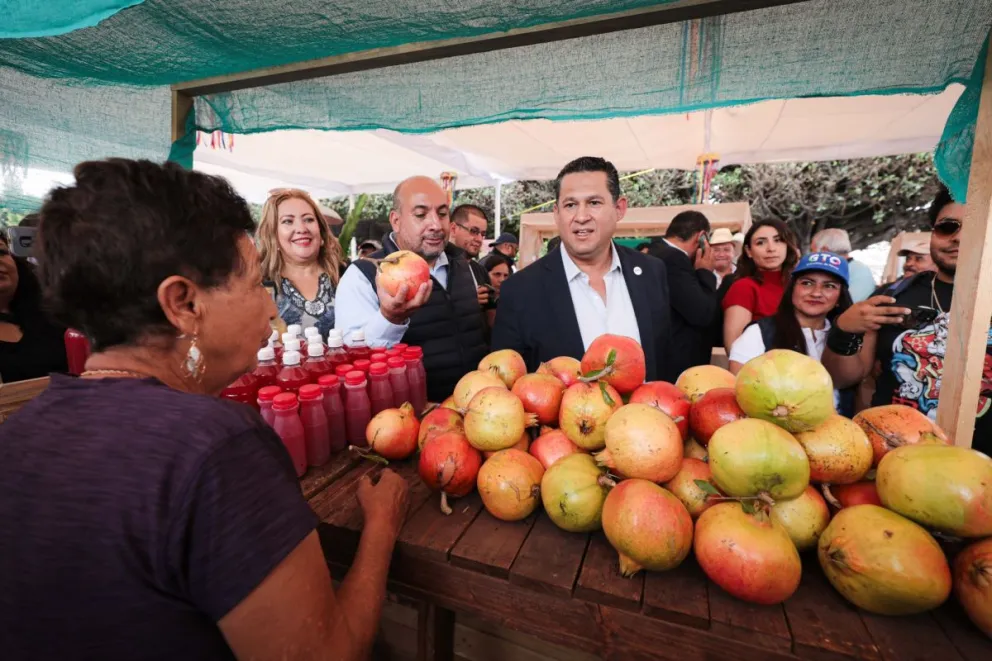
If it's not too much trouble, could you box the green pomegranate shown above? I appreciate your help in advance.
[876,445,992,538]
[818,505,951,615]
[541,453,612,533]
[735,349,834,432]
[708,418,810,501]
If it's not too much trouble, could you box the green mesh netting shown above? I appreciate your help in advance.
[0,1,145,39]
[1,0,990,207]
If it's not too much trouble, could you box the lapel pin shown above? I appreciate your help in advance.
[633,266,642,275]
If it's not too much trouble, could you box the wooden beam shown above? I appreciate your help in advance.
[171,90,194,143]
[937,44,992,447]
[172,0,811,97]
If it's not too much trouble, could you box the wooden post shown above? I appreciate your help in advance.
[171,90,194,144]
[936,44,992,447]
[416,602,455,661]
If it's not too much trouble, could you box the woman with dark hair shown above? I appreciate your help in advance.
[0,159,407,661]
[729,251,852,375]
[722,218,799,350]
[481,252,511,293]
[0,233,67,382]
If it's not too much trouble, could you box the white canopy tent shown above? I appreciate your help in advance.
[193,87,962,204]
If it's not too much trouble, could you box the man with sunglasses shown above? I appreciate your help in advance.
[449,204,495,309]
[823,185,991,454]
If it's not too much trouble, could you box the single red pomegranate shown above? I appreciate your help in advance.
[675,365,735,403]
[529,429,583,470]
[663,458,719,518]
[452,369,506,409]
[595,403,682,483]
[795,414,873,485]
[377,250,430,302]
[512,373,566,425]
[695,502,801,605]
[478,349,528,388]
[818,505,951,615]
[828,481,882,509]
[483,430,529,458]
[769,485,831,552]
[580,334,646,394]
[419,431,483,515]
[629,381,690,440]
[537,356,582,387]
[418,406,464,450]
[688,387,747,446]
[477,449,545,521]
[559,381,621,450]
[602,479,693,577]
[463,387,536,452]
[853,405,950,467]
[364,403,420,460]
[953,537,992,637]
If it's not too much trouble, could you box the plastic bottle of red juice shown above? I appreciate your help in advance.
[403,347,428,414]
[368,362,394,415]
[271,392,307,476]
[317,374,348,452]
[343,371,372,448]
[253,346,279,388]
[257,385,281,427]
[387,356,411,408]
[334,363,354,380]
[64,329,92,376]
[303,343,332,381]
[220,371,260,409]
[347,330,371,362]
[352,359,371,376]
[326,334,350,368]
[269,329,283,363]
[299,384,331,467]
[276,350,311,395]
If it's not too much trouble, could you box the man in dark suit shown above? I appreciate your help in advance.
[491,156,674,382]
[647,211,720,377]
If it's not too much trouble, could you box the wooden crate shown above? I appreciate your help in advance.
[0,377,50,424]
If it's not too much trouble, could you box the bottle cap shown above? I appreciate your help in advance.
[317,374,339,388]
[282,350,302,366]
[281,332,295,345]
[328,328,343,338]
[334,363,354,377]
[345,371,367,386]
[269,329,280,344]
[369,362,389,376]
[403,346,423,359]
[307,343,325,358]
[283,338,302,352]
[257,385,282,402]
[385,348,402,358]
[272,392,299,411]
[303,327,320,338]
[287,324,303,337]
[386,356,406,369]
[328,335,344,348]
[394,343,409,351]
[370,352,388,362]
[353,359,371,372]
[257,346,275,362]
[350,329,366,343]
[299,384,323,401]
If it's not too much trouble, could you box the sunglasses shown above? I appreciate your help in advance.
[455,223,485,237]
[933,219,962,237]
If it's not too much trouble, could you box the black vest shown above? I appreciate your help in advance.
[355,241,488,403]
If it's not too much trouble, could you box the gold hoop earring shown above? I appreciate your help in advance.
[179,333,206,382]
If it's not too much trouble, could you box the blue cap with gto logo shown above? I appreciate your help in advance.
[793,251,850,285]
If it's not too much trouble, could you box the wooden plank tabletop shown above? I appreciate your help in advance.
[305,456,992,661]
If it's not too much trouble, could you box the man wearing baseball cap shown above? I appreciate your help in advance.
[897,234,935,279]
[489,232,519,273]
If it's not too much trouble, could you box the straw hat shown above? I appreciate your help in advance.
[709,228,735,245]
[897,234,931,256]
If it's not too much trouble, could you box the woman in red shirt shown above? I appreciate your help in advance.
[722,219,799,350]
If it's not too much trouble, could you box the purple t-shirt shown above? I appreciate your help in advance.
[0,375,317,660]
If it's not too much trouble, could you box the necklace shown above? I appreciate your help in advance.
[930,273,946,315]
[80,369,150,379]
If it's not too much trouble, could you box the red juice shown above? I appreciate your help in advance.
[403,347,428,414]
[276,350,311,395]
[303,344,332,381]
[220,371,260,409]
[257,385,281,427]
[387,356,411,408]
[253,346,279,388]
[347,330,371,362]
[343,371,372,448]
[317,374,347,452]
[299,384,331,467]
[64,329,91,376]
[370,352,388,364]
[326,335,350,368]
[368,362,394,415]
[334,363,354,379]
[271,393,307,476]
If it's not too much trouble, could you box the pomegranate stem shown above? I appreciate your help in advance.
[821,483,842,509]
[348,446,389,465]
[440,492,453,516]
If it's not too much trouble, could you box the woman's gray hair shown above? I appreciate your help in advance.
[810,228,852,255]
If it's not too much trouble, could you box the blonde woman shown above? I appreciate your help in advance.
[258,189,343,337]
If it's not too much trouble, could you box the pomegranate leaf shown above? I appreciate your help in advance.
[581,367,606,380]
[599,381,616,408]
[741,500,757,515]
[606,349,617,367]
[694,479,720,496]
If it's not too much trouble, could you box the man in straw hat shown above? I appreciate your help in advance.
[898,234,935,279]
[709,227,737,289]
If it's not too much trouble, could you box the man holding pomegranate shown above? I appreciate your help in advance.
[335,176,489,402]
[491,156,674,381]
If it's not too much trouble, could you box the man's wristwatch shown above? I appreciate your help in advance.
[827,326,865,356]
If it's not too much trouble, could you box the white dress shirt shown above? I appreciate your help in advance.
[560,244,641,350]
[334,242,449,347]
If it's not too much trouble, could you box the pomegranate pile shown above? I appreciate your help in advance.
[361,336,992,635]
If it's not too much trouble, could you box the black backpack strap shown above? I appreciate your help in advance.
[353,257,379,291]
[756,316,777,352]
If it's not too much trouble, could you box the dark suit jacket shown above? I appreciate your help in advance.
[646,240,720,377]
[491,244,674,382]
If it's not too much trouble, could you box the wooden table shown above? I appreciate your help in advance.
[303,455,992,661]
